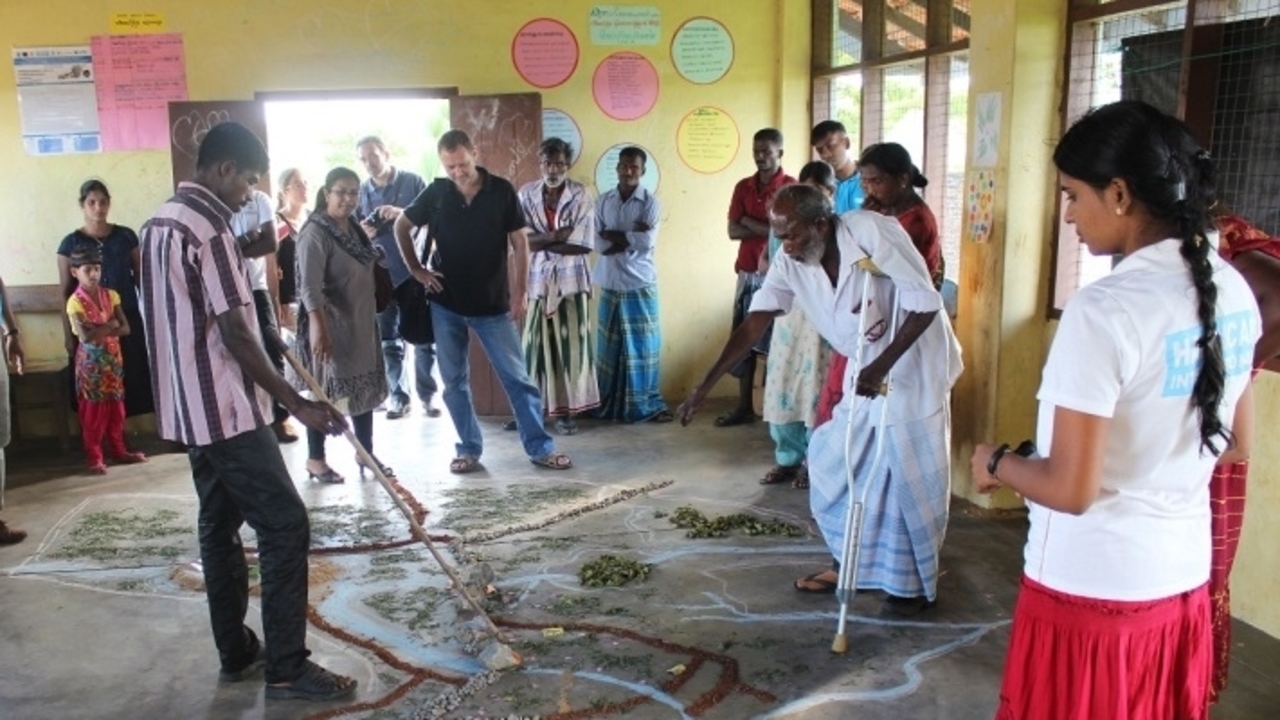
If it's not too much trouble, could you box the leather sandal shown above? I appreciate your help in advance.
[530,452,573,470]
[265,660,357,701]
[450,455,482,474]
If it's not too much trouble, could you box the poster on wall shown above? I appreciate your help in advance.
[91,33,188,151]
[512,18,579,89]
[592,52,659,121]
[12,45,101,155]
[967,169,996,243]
[542,108,584,165]
[676,106,738,174]
[589,5,661,45]
[595,142,659,196]
[671,17,735,84]
[973,91,1001,168]
[109,13,166,33]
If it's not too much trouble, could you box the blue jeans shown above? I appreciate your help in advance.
[378,299,438,405]
[432,303,554,460]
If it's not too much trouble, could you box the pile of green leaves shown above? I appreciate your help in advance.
[578,555,653,587]
[669,505,804,539]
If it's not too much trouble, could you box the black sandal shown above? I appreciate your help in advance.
[714,408,758,427]
[265,660,357,701]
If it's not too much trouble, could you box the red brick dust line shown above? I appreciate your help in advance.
[495,618,777,718]
[298,605,469,720]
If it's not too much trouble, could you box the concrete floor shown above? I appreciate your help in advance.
[1,398,1278,719]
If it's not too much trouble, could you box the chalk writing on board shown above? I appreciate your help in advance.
[170,109,230,159]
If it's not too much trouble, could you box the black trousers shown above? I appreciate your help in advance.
[307,410,373,461]
[252,289,290,425]
[189,425,310,683]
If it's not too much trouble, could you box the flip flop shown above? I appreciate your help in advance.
[794,571,838,594]
[450,455,482,474]
[792,465,810,489]
[530,452,573,470]
[760,465,800,485]
[647,409,675,423]
[714,409,757,427]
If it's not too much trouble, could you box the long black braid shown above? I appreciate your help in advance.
[1054,101,1232,455]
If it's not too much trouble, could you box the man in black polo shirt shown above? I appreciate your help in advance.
[393,130,573,474]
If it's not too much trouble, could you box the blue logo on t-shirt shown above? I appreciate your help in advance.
[1162,310,1256,397]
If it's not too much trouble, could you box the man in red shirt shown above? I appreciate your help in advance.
[719,128,795,427]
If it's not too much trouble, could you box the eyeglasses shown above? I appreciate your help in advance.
[328,189,360,198]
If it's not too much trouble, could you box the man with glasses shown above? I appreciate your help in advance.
[356,135,436,419]
[511,137,599,435]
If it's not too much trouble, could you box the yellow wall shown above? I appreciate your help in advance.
[0,0,812,400]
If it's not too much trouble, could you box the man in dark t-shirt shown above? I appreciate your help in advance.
[394,130,572,474]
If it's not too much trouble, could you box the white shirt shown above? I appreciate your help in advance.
[1027,239,1259,601]
[230,190,275,292]
[594,186,660,291]
[750,210,963,424]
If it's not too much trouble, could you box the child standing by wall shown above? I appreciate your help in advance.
[66,246,146,474]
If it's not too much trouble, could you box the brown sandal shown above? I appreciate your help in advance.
[449,455,482,474]
[530,452,573,470]
[759,465,800,485]
[792,465,810,489]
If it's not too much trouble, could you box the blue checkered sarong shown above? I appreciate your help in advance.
[595,286,668,422]
[808,398,951,600]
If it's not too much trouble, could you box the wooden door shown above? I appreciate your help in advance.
[167,100,268,192]
[448,93,542,417]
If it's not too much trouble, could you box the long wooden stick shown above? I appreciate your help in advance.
[275,336,506,645]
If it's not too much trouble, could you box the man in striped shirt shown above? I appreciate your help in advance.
[140,121,356,701]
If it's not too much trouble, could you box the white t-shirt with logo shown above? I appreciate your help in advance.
[230,190,275,292]
[1026,239,1259,601]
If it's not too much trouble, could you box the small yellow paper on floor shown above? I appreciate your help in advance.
[667,663,686,675]
[542,627,565,637]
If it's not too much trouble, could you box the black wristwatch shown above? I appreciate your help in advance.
[987,443,1011,477]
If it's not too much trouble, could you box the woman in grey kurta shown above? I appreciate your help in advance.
[293,167,389,483]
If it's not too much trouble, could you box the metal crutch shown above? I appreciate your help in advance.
[832,262,899,654]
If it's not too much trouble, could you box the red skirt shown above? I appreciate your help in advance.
[1209,460,1248,702]
[997,576,1211,720]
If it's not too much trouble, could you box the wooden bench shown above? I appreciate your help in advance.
[7,284,71,451]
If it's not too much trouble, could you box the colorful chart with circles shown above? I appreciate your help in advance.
[595,143,660,197]
[542,109,584,166]
[671,17,735,85]
[676,106,739,174]
[592,52,659,121]
[512,18,579,89]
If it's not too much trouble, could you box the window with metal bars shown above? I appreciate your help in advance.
[812,0,971,282]
[1052,0,1280,313]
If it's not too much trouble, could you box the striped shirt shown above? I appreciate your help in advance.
[517,178,595,300]
[140,182,271,447]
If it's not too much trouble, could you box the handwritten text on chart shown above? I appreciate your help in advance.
[590,5,661,45]
[110,13,166,33]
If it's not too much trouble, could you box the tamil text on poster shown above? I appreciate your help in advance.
[91,33,189,151]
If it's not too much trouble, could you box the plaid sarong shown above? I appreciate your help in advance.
[808,399,951,599]
[1209,460,1248,702]
[595,285,668,422]
[522,292,599,416]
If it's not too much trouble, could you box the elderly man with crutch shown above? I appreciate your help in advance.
[678,183,962,637]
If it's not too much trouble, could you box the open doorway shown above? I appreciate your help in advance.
[263,97,451,193]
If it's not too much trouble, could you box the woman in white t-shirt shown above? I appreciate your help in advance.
[970,100,1259,720]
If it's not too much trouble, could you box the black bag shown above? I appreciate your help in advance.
[396,279,433,345]
[373,263,395,314]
